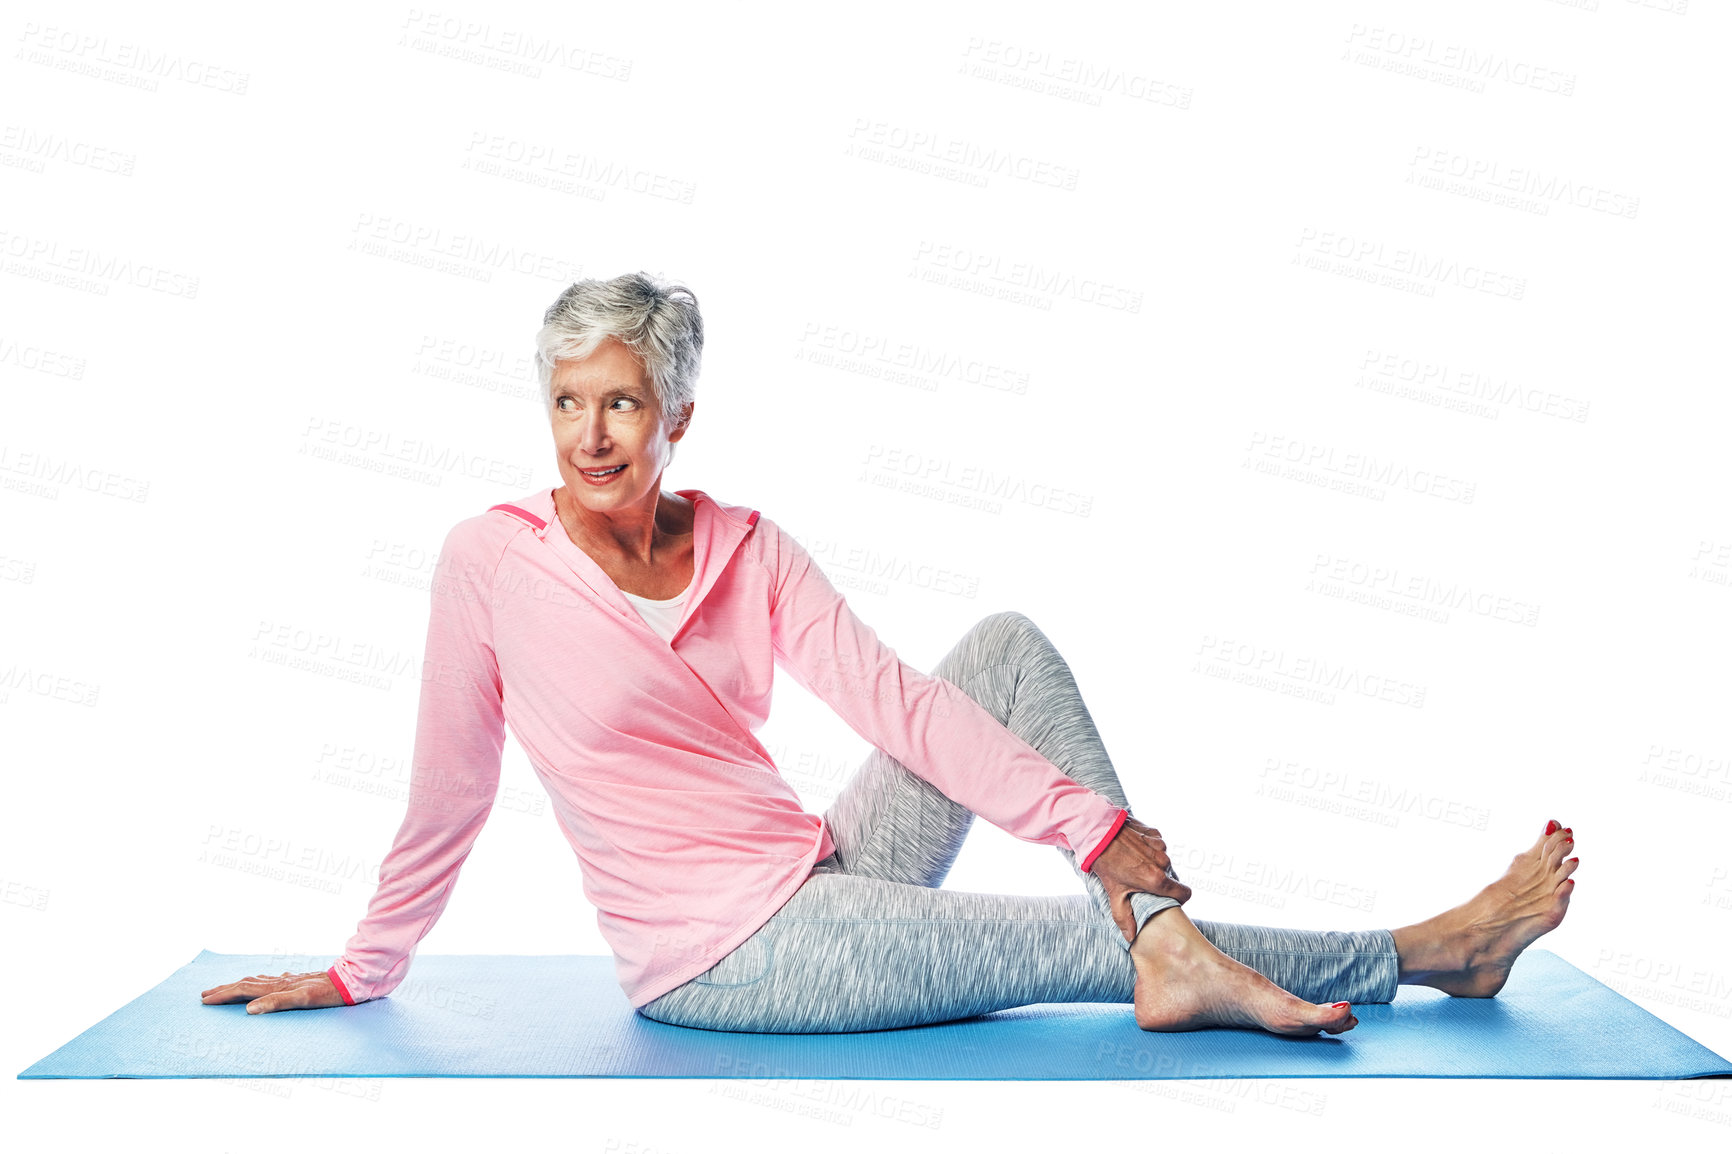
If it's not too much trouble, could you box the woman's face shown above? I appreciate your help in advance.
[548,338,689,521]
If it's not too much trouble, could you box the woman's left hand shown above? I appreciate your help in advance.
[1089,815,1193,942]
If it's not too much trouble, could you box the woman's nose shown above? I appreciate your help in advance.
[578,413,610,451]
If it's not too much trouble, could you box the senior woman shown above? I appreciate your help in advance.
[203,273,1579,1035]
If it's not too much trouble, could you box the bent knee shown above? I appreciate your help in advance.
[941,611,1057,682]
[975,609,1042,640]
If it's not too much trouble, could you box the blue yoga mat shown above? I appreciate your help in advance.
[18,948,1731,1080]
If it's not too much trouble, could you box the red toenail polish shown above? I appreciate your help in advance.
[1333,1002,1350,1008]
[1544,820,1560,835]
[1568,857,1578,863]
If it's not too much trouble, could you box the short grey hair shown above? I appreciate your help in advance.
[535,272,703,435]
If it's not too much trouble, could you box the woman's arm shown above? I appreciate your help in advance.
[757,516,1126,871]
[324,516,509,1004]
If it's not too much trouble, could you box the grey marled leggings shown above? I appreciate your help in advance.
[637,612,1399,1032]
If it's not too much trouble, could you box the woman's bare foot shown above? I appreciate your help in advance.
[1130,906,1358,1036]
[1391,819,1579,997]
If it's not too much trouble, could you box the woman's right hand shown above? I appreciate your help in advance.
[200,970,349,1014]
[1090,815,1195,942]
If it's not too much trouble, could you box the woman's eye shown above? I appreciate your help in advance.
[612,397,637,410]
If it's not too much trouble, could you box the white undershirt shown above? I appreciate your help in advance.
[619,579,692,642]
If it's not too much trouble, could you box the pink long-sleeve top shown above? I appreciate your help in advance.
[326,486,1129,1009]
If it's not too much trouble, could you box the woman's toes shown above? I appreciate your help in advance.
[1298,1001,1356,1036]
[1558,855,1581,880]
[1533,821,1571,859]
[1547,876,1575,920]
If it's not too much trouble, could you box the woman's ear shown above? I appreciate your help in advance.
[670,402,696,441]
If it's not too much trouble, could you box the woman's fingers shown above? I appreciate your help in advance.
[1118,818,1192,904]
[1124,819,1175,865]
[200,976,269,1004]
[200,976,273,1003]
[245,985,308,1014]
[246,972,345,1014]
[201,970,345,1013]
[1109,888,1139,941]
[1156,875,1194,905]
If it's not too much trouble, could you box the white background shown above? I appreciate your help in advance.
[4,0,1729,1150]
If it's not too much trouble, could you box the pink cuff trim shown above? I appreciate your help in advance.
[325,965,357,1006]
[1079,807,1129,874]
